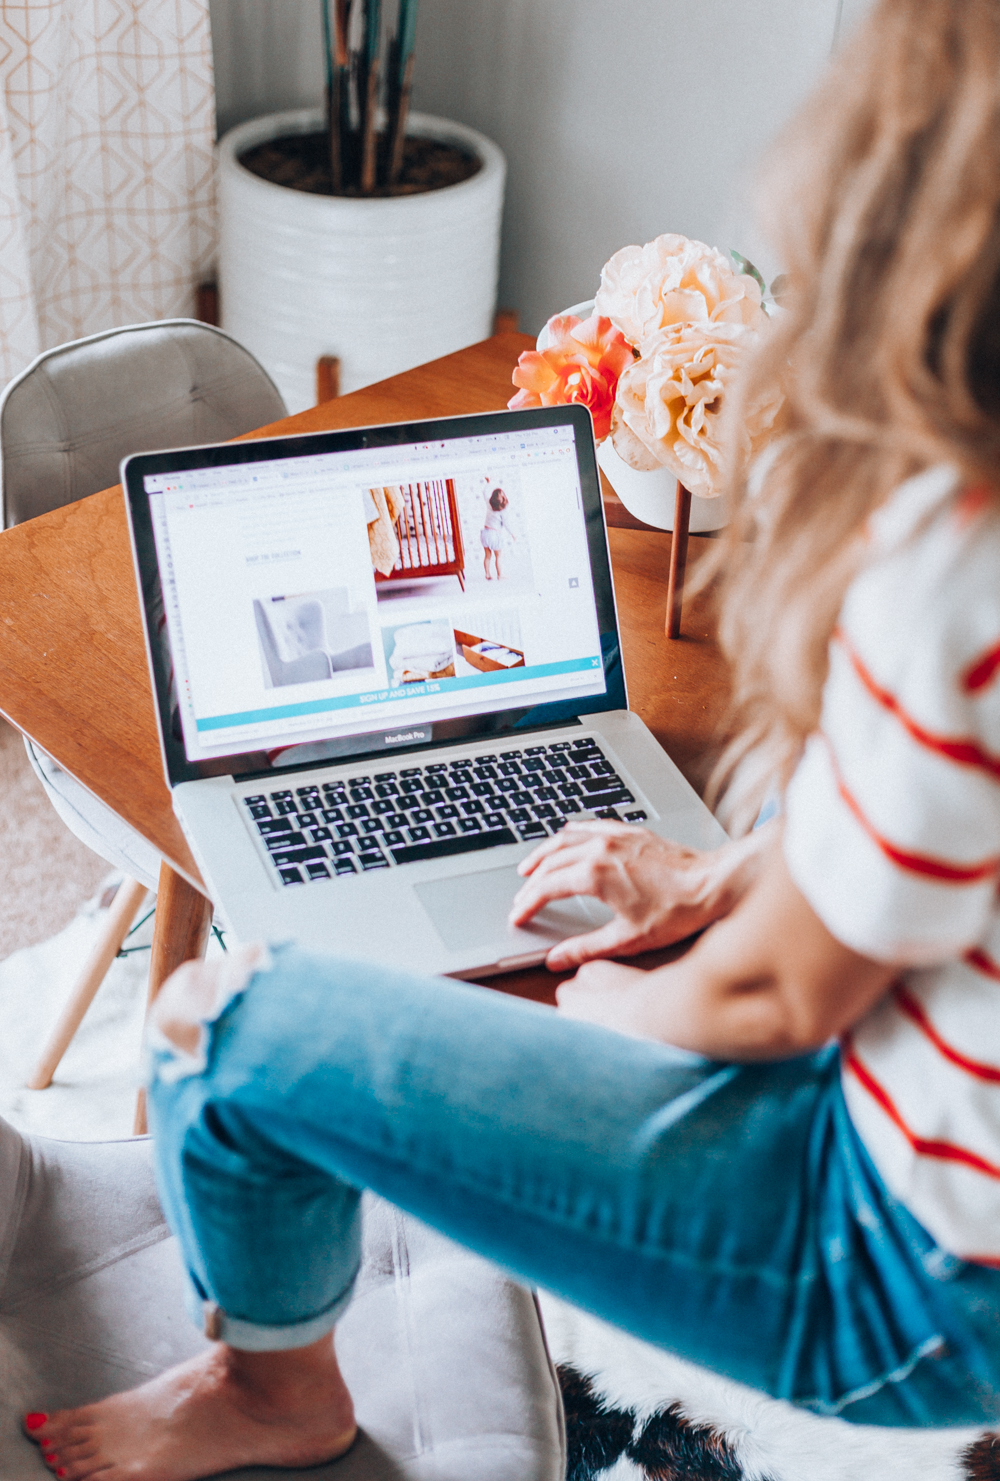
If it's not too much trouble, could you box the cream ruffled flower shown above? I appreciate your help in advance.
[596,233,766,347]
[612,321,783,498]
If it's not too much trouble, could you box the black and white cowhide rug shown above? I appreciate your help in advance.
[537,1293,1000,1481]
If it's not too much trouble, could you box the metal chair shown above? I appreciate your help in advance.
[0,320,288,1086]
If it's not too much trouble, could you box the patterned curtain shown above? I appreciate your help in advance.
[0,0,216,385]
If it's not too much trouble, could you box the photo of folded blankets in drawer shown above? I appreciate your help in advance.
[454,628,526,673]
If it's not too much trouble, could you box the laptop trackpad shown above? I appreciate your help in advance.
[413,864,612,954]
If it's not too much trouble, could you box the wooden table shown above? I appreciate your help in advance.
[0,331,730,1039]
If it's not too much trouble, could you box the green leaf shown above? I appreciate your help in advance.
[730,250,766,294]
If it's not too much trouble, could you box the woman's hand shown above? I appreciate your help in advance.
[509,818,775,971]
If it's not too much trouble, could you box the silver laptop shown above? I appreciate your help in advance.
[123,404,725,977]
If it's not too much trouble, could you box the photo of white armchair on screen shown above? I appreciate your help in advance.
[253,588,375,690]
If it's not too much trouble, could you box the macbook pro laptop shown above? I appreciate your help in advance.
[123,404,726,977]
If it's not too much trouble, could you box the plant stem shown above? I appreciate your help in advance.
[387,0,418,185]
[359,0,381,193]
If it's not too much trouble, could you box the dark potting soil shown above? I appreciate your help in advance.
[238,132,481,198]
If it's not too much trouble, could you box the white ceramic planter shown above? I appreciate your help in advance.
[218,109,506,413]
[539,299,728,533]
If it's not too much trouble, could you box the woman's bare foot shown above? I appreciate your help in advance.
[23,1334,356,1481]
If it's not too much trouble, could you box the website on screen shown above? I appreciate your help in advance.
[146,424,607,763]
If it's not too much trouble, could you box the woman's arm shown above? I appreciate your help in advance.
[510,817,777,969]
[555,833,896,1060]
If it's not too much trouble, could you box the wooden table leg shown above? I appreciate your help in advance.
[666,482,693,639]
[133,862,213,1135]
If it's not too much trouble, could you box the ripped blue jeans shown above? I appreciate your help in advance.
[146,943,1000,1427]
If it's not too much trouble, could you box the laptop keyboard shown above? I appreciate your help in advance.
[241,737,649,886]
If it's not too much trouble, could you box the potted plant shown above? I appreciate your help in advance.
[217,0,506,413]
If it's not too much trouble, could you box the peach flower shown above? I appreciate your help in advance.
[508,314,633,441]
[611,321,783,498]
[595,233,766,348]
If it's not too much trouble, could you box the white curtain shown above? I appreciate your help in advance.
[0,0,217,385]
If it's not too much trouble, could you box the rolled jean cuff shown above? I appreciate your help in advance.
[183,1268,355,1351]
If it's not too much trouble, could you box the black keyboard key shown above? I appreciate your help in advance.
[523,757,546,773]
[624,810,648,822]
[266,831,305,851]
[400,766,423,777]
[496,777,519,794]
[511,790,534,807]
[498,762,522,777]
[524,745,547,755]
[566,765,590,780]
[533,804,558,820]
[347,803,371,819]
[582,777,629,799]
[333,858,357,875]
[321,807,345,823]
[508,807,531,824]
[382,830,405,846]
[389,827,517,866]
[372,799,396,816]
[458,818,482,833]
[374,771,397,782]
[335,822,360,839]
[559,782,583,798]
[434,804,459,820]
[244,795,267,805]
[517,821,548,840]
[595,808,621,820]
[306,861,331,880]
[330,839,355,856]
[549,741,571,752]
[400,778,424,795]
[361,818,383,834]
[258,817,295,836]
[546,768,567,786]
[426,763,448,774]
[349,787,374,802]
[470,782,495,799]
[271,790,293,800]
[433,821,458,837]
[445,785,470,802]
[248,803,271,820]
[348,775,372,786]
[500,750,522,759]
[589,761,616,777]
[271,844,328,867]
[422,789,444,807]
[375,782,398,798]
[561,799,581,814]
[385,813,409,830]
[279,867,304,885]
[406,825,431,842]
[484,812,505,829]
[550,815,568,830]
[534,786,558,802]
[306,826,333,842]
[461,799,486,816]
[273,799,298,815]
[295,812,318,829]
[410,808,434,825]
[473,767,498,782]
[358,851,390,871]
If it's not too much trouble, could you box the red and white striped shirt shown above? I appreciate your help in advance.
[783,464,1000,1262]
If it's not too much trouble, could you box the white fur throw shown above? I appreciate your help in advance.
[538,1293,1000,1481]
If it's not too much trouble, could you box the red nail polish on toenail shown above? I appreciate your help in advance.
[25,1414,47,1431]
[41,1440,53,1451]
[56,1470,66,1478]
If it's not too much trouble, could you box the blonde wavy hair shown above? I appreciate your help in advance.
[709,0,1000,831]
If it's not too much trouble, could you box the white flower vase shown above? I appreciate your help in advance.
[540,301,725,636]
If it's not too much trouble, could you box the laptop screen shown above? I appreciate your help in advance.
[124,406,626,784]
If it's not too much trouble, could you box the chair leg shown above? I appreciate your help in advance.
[133,863,213,1135]
[27,876,150,1090]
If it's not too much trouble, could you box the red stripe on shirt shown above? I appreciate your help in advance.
[843,1042,1000,1179]
[963,641,1000,694]
[965,947,1000,982]
[834,629,1000,781]
[893,983,1000,1082]
[825,742,1000,882]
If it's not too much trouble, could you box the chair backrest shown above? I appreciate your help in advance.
[0,319,288,527]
